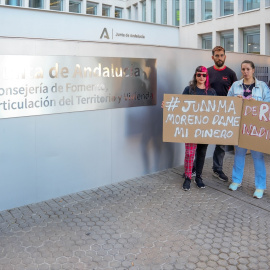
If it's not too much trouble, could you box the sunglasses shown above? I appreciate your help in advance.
[196,73,207,77]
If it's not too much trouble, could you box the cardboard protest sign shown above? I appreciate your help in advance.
[238,99,270,154]
[163,94,242,145]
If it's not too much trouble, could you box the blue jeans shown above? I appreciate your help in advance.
[232,146,266,190]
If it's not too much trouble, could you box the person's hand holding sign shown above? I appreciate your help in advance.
[161,100,165,109]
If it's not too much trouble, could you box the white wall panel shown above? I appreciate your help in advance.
[0,6,179,47]
[0,117,37,207]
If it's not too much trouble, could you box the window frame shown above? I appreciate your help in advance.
[243,28,260,54]
[115,7,123,18]
[201,0,212,21]
[133,3,138,20]
[5,0,22,7]
[220,31,234,51]
[161,0,167,25]
[29,0,44,9]
[102,4,110,17]
[142,0,146,22]
[151,0,156,23]
[220,0,234,16]
[243,0,260,12]
[172,0,180,26]
[202,34,212,49]
[127,6,131,20]
[50,0,63,11]
[69,0,81,13]
[86,1,98,15]
[186,0,195,24]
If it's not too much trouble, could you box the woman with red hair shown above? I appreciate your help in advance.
[182,66,216,191]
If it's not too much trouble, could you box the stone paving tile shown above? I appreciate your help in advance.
[183,152,270,211]
[0,152,270,269]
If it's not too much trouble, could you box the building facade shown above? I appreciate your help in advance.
[1,0,180,26]
[0,2,270,211]
[179,0,270,56]
[2,0,270,55]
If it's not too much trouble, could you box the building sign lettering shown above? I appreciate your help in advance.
[0,56,157,119]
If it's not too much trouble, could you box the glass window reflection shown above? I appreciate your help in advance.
[186,0,194,24]
[244,30,260,54]
[243,0,260,11]
[220,0,233,16]
[202,0,212,20]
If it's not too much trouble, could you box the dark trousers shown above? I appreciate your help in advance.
[195,144,208,177]
[212,144,226,172]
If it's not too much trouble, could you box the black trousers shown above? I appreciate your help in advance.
[212,144,226,172]
[194,144,208,177]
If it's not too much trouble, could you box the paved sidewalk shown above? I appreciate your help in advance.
[0,152,270,270]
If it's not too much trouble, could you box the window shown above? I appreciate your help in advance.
[102,5,110,16]
[115,7,123,18]
[266,0,270,7]
[29,0,44,8]
[127,7,131,19]
[202,0,212,20]
[151,0,156,23]
[134,4,138,20]
[244,28,260,54]
[50,0,63,10]
[86,2,97,15]
[161,0,167,24]
[202,34,212,49]
[69,0,81,12]
[221,32,234,51]
[186,0,194,24]
[243,0,260,11]
[220,0,233,16]
[142,1,146,21]
[254,67,268,83]
[173,0,180,26]
[5,0,22,6]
